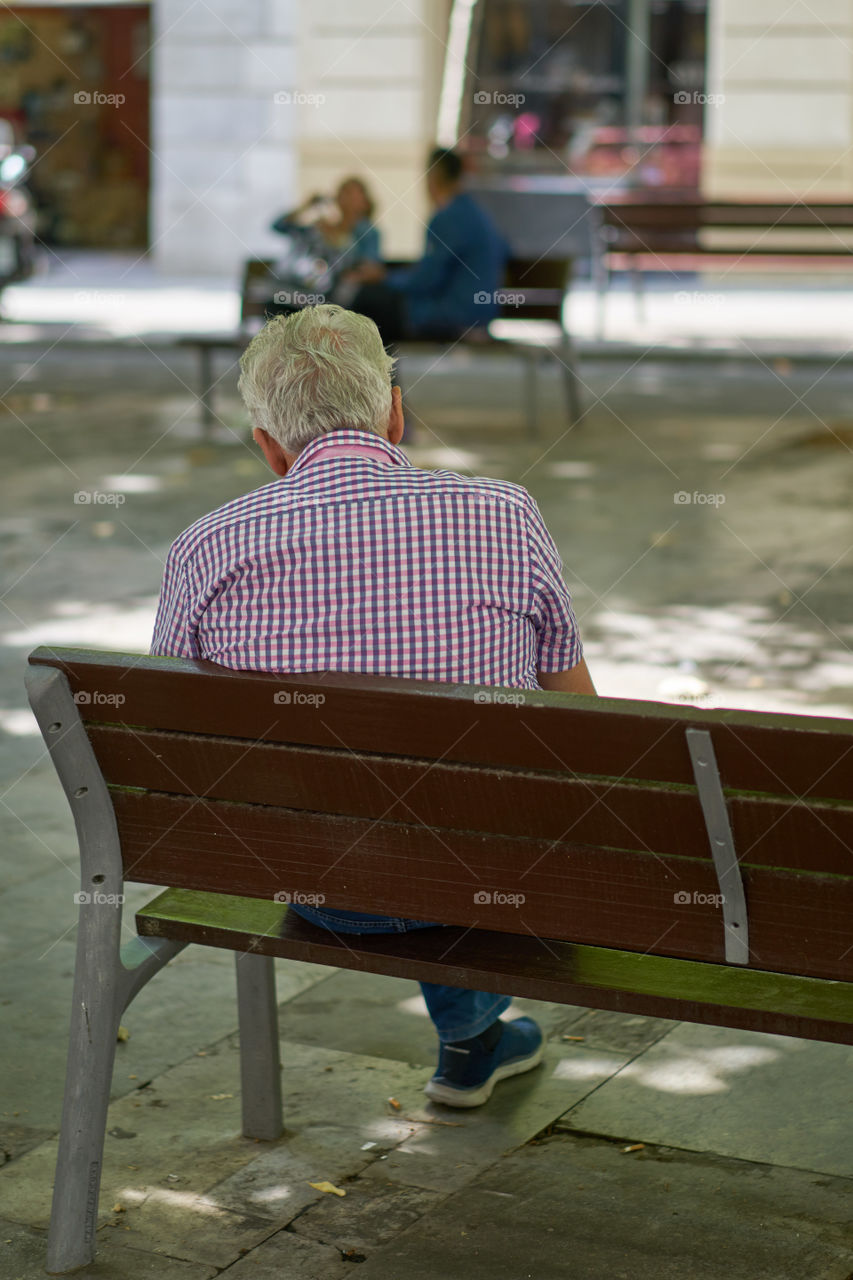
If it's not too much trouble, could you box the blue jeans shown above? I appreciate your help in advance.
[290,904,511,1043]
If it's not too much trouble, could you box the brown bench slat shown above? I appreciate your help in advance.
[111,789,852,981]
[135,891,853,1046]
[86,724,853,875]
[28,649,853,801]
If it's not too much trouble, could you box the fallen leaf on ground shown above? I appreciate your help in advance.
[112,1204,125,1214]
[116,1026,130,1042]
[308,1181,346,1197]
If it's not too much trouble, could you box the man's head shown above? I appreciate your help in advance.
[336,176,374,224]
[426,147,463,208]
[238,304,401,473]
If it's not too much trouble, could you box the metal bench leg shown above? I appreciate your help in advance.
[26,666,187,1274]
[631,264,645,324]
[47,908,122,1273]
[235,951,283,1140]
[559,335,583,426]
[198,345,215,430]
[594,257,609,341]
[522,347,539,440]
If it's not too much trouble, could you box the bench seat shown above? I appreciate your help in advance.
[137,888,853,1046]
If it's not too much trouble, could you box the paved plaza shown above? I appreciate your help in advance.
[1,280,852,1277]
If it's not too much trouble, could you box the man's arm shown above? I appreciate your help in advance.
[151,550,197,659]
[523,493,596,696]
[538,659,596,696]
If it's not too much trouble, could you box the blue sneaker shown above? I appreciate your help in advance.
[424,1017,545,1108]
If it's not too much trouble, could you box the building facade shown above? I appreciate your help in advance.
[2,0,852,275]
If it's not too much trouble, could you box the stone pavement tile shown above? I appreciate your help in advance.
[207,1041,450,1221]
[559,1007,677,1055]
[280,968,587,1066]
[217,1229,351,1280]
[204,1129,376,1222]
[351,1133,853,1280]
[564,1022,853,1178]
[358,1041,630,1194]
[0,776,77,893]
[0,933,330,1129]
[97,1198,281,1270]
[0,1043,264,1230]
[0,1216,217,1280]
[0,1121,56,1165]
[289,1176,444,1255]
[0,1038,442,1246]
[0,864,81,962]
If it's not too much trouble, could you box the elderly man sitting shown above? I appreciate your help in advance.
[152,304,595,1108]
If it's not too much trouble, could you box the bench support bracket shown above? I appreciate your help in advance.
[686,728,750,965]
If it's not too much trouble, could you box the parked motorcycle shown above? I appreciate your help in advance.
[0,121,37,294]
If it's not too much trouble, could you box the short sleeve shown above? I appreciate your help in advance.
[524,497,583,672]
[150,548,198,659]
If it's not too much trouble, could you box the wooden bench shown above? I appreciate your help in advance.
[26,646,853,1273]
[180,256,583,438]
[595,197,853,327]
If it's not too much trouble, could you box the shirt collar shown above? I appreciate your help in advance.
[287,429,412,478]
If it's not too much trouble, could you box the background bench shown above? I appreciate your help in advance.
[180,255,583,438]
[595,197,853,326]
[27,647,853,1272]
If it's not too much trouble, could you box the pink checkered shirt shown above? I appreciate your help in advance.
[151,430,581,688]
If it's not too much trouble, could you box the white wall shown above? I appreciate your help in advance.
[151,0,450,274]
[704,0,853,196]
[151,0,299,274]
[292,0,451,260]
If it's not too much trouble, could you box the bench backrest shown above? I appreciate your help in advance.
[501,257,569,325]
[27,648,853,987]
[597,199,853,253]
[245,256,571,331]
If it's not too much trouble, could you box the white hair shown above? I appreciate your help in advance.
[238,304,396,454]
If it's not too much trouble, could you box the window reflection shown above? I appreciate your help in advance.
[461,0,708,192]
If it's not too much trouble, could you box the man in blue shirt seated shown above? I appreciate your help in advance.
[351,147,509,343]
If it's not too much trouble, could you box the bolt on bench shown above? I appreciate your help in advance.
[26,647,853,1273]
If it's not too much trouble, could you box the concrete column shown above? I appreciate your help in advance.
[151,0,299,274]
[291,0,451,259]
[703,0,853,197]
